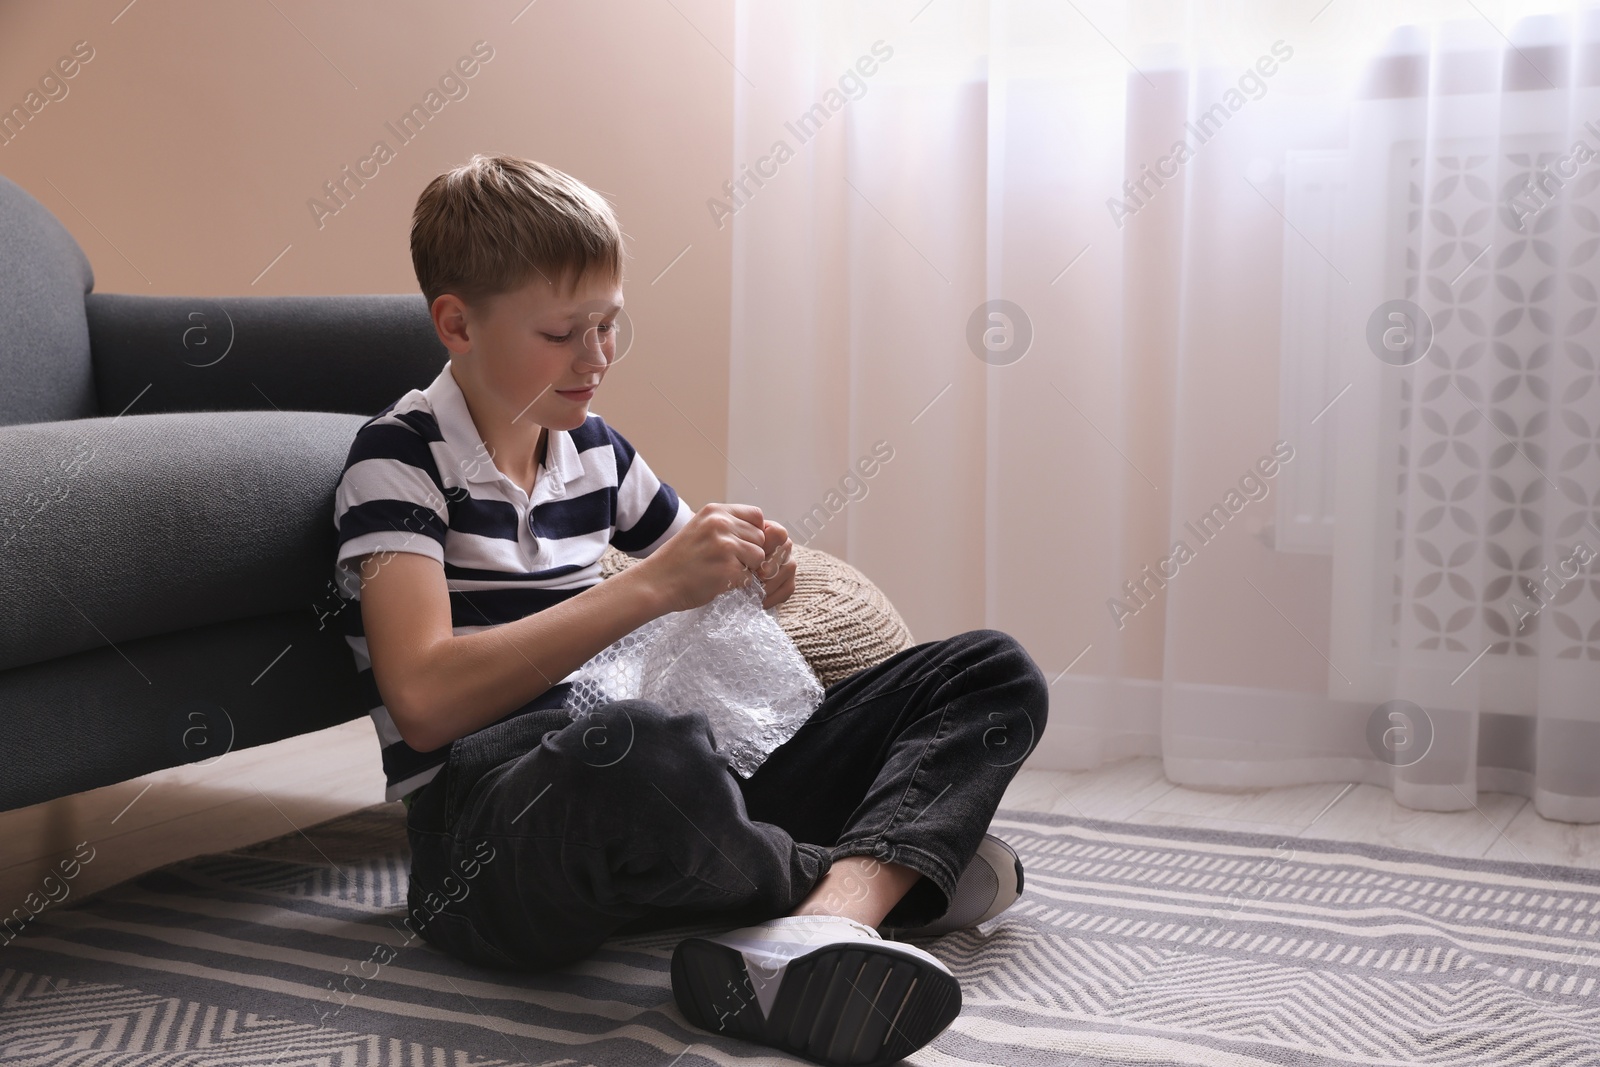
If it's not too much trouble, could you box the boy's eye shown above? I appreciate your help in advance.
[541,323,615,344]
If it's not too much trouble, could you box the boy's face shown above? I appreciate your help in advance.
[453,269,623,431]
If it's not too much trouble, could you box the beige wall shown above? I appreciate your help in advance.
[0,0,736,510]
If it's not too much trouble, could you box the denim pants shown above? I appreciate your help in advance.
[402,628,1049,972]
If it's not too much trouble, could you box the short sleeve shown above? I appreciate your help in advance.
[332,419,451,596]
[606,421,693,558]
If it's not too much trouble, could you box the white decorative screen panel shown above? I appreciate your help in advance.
[1389,143,1600,661]
[1331,125,1600,714]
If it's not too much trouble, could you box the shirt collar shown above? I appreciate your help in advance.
[422,361,580,488]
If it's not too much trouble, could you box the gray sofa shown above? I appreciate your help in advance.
[0,174,449,812]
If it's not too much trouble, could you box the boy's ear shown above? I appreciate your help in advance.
[430,293,475,356]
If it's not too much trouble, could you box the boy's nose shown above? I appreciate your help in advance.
[577,343,610,369]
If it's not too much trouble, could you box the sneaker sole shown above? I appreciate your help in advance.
[671,937,962,1066]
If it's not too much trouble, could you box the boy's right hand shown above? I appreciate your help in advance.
[637,502,768,614]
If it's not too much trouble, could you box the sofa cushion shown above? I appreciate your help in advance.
[598,542,915,688]
[0,174,96,426]
[0,409,366,672]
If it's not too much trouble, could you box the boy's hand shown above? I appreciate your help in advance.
[638,502,769,614]
[755,521,797,610]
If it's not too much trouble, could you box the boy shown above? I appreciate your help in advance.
[331,154,1049,1066]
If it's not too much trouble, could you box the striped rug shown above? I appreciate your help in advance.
[3,803,1599,1066]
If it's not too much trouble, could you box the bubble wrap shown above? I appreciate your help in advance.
[563,577,825,777]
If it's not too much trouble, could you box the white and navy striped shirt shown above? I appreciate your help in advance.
[331,361,693,802]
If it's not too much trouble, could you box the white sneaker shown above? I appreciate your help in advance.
[884,833,1024,939]
[670,913,961,1066]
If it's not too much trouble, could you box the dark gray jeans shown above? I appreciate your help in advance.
[402,628,1049,971]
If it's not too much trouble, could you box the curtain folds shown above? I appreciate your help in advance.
[726,1,1600,822]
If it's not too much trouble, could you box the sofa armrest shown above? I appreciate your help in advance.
[85,293,447,418]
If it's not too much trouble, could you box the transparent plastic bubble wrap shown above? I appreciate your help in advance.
[563,577,825,777]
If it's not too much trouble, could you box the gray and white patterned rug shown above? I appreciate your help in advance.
[3,803,1599,1066]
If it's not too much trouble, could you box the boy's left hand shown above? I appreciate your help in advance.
[754,520,797,610]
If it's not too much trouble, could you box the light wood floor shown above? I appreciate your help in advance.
[5,717,1599,915]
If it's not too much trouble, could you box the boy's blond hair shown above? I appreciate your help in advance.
[410,153,623,312]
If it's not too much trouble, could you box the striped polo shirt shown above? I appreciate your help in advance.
[331,361,692,803]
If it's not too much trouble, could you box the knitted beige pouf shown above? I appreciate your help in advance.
[597,542,915,690]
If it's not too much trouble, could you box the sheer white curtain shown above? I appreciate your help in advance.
[725,0,1600,822]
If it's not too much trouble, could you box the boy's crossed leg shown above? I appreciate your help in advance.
[405,627,1048,1065]
[406,697,831,971]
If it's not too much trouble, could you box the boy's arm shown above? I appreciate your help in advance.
[336,416,741,752]
[358,550,672,753]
